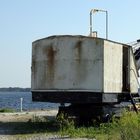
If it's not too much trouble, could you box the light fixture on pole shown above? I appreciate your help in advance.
[90,9,108,39]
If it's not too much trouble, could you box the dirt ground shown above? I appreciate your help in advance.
[0,110,58,122]
[0,110,56,140]
[0,110,94,140]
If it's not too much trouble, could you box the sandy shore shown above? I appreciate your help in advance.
[0,109,58,122]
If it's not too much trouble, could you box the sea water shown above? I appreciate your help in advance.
[0,92,59,111]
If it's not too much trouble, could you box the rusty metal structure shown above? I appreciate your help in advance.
[31,10,140,122]
[31,35,140,120]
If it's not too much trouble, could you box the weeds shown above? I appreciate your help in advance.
[55,111,140,140]
[117,111,140,140]
[2,111,140,140]
[0,108,15,113]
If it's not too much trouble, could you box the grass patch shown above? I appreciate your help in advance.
[0,108,15,113]
[1,111,140,140]
[56,111,140,140]
[116,111,140,140]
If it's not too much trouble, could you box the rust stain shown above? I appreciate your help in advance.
[32,42,39,77]
[46,45,56,66]
[44,45,57,87]
[93,38,101,46]
[75,40,82,63]
[74,39,88,82]
[32,59,35,73]
[31,58,36,83]
[43,44,57,88]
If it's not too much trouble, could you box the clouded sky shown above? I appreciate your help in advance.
[0,0,140,87]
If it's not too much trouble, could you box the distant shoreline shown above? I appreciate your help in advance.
[0,87,31,92]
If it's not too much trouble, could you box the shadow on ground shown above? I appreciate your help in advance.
[0,121,59,135]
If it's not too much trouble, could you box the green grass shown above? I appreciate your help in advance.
[56,111,140,140]
[0,108,15,113]
[1,110,140,140]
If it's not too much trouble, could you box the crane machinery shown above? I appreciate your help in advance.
[31,10,140,123]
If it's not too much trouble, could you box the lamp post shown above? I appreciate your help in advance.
[90,9,108,39]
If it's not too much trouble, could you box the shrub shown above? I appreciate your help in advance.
[56,111,140,139]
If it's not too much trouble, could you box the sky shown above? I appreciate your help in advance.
[0,0,140,88]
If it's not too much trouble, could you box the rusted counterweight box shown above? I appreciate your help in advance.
[31,35,138,103]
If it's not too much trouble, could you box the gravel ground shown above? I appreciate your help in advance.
[0,110,58,122]
[0,135,95,140]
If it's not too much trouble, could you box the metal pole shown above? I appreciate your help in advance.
[106,11,108,39]
[96,9,108,39]
[89,9,108,39]
[90,10,93,36]
[20,98,23,112]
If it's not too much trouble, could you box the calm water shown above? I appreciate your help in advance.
[0,92,59,111]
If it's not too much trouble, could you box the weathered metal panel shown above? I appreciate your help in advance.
[130,48,139,93]
[103,40,123,92]
[32,35,139,103]
[32,36,103,92]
